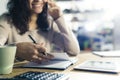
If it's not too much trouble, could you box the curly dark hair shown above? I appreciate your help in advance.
[7,0,49,35]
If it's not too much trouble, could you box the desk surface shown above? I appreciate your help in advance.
[0,51,120,80]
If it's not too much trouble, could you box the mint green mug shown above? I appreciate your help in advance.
[0,46,16,74]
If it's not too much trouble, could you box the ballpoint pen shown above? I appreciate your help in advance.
[28,34,37,44]
[28,35,47,56]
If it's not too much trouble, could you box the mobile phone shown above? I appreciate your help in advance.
[45,2,48,11]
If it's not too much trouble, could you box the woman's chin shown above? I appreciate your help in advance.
[33,10,43,14]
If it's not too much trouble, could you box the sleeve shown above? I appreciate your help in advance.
[0,15,11,46]
[52,16,80,56]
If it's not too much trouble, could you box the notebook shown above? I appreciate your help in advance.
[22,52,78,70]
[92,50,120,57]
[74,60,120,74]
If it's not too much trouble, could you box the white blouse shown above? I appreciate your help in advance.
[0,14,80,55]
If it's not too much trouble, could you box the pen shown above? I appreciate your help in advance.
[28,34,47,56]
[28,35,37,44]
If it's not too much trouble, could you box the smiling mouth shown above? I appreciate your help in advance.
[32,3,43,8]
[33,4,41,8]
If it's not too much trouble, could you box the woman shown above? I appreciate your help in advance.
[0,0,80,63]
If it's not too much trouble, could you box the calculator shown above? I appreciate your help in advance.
[0,71,69,80]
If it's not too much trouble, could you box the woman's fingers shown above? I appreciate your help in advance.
[31,55,43,63]
[44,0,48,3]
[31,52,54,63]
[48,0,57,7]
[47,0,62,20]
[29,43,54,63]
[35,43,46,53]
[38,53,54,59]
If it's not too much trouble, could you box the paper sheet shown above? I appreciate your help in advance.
[93,50,120,57]
[49,52,70,60]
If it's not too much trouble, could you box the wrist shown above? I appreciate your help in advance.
[54,14,63,20]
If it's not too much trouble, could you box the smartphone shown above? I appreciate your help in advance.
[45,2,48,11]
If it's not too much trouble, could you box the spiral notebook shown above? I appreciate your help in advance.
[23,52,77,70]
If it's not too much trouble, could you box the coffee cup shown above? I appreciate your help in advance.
[0,45,16,74]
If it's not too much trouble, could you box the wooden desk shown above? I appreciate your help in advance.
[0,52,120,80]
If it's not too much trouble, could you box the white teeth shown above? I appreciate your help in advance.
[35,5,40,7]
[32,4,41,7]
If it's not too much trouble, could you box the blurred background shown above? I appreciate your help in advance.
[1,0,120,51]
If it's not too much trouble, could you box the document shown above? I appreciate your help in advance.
[92,50,120,57]
[74,60,120,74]
[23,52,78,70]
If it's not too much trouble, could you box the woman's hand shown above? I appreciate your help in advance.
[48,0,63,20]
[16,42,53,63]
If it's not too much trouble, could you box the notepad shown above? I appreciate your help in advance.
[23,52,78,70]
[74,60,120,74]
